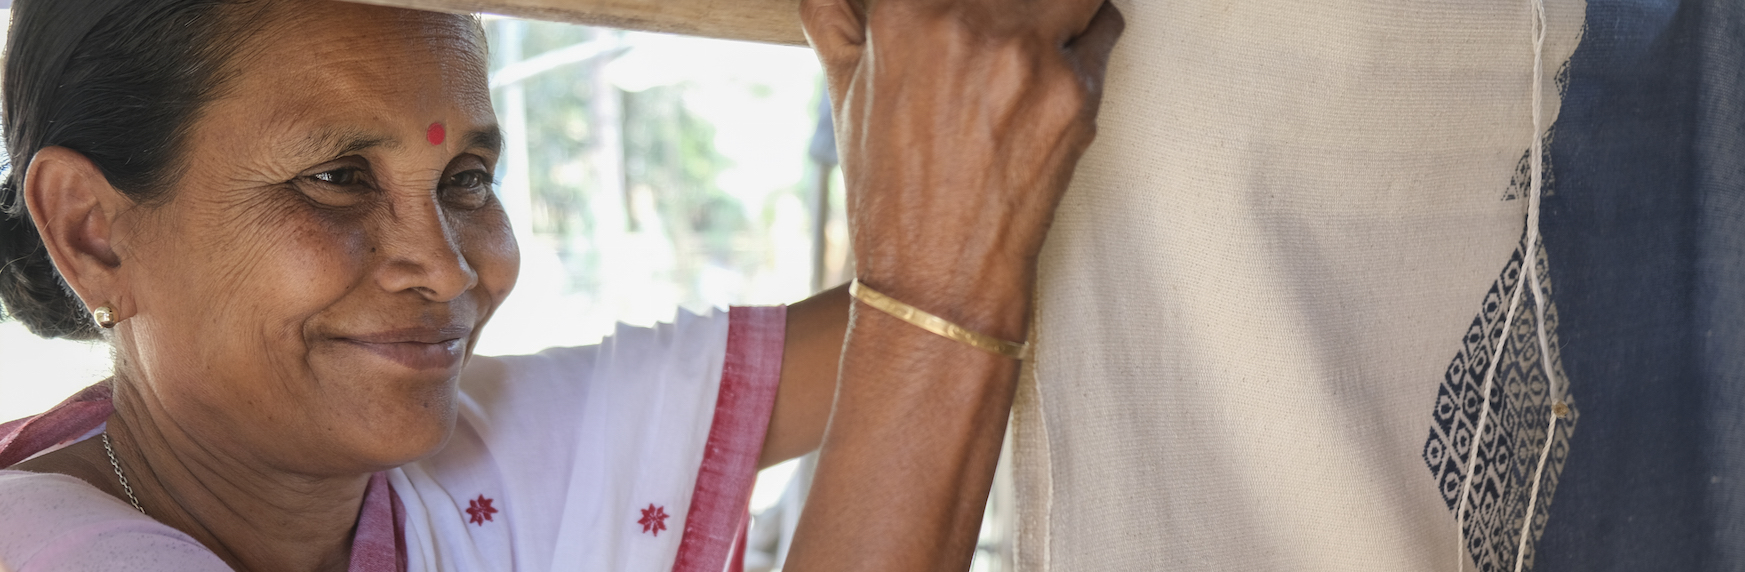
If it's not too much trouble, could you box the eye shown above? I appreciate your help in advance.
[440,168,495,209]
[447,170,487,189]
[310,167,365,186]
[293,162,375,208]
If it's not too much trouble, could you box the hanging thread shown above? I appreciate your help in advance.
[1453,0,1562,570]
[1509,0,1565,567]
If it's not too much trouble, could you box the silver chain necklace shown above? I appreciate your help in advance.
[101,432,147,515]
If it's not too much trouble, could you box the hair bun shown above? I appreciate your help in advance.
[0,182,100,339]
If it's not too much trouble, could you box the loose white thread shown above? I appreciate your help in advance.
[1451,196,1533,572]
[1455,0,1560,570]
[1510,0,1564,566]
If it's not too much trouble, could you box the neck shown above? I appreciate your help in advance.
[107,387,367,572]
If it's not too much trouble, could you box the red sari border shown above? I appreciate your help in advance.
[672,306,787,572]
[0,382,113,469]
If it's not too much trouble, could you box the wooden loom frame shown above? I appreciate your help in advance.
[343,0,807,46]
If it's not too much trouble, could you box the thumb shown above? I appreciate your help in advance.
[1065,1,1124,106]
[801,0,866,109]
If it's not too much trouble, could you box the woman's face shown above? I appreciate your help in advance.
[111,2,517,474]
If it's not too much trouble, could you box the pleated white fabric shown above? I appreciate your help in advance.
[391,306,783,572]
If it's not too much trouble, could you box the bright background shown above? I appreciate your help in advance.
[0,12,1010,571]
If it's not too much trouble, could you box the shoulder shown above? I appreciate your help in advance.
[0,471,228,571]
[480,307,732,371]
[457,308,734,406]
[0,470,142,529]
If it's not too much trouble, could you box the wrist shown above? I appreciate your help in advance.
[851,264,1033,346]
[849,280,1029,359]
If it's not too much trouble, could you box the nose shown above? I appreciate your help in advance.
[374,191,478,302]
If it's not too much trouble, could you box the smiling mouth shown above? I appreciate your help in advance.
[336,328,471,370]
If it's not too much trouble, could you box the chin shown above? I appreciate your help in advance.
[376,379,462,467]
[314,371,462,472]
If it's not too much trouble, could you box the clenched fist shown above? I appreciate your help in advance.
[804,0,1124,341]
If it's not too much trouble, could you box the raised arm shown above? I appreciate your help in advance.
[762,283,850,469]
[779,0,1124,569]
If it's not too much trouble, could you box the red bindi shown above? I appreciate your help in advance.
[426,122,446,146]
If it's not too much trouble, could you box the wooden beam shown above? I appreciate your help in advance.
[344,0,807,46]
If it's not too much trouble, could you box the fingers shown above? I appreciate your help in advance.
[859,0,1105,46]
[1040,0,1121,44]
[1064,1,1124,99]
[800,0,866,56]
[801,0,867,113]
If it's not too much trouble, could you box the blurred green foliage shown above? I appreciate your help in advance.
[488,20,750,300]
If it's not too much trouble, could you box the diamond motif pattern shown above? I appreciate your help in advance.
[1422,234,1577,572]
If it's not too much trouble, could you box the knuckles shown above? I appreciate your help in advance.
[822,0,1110,184]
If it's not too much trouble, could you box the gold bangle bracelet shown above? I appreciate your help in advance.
[849,280,1028,360]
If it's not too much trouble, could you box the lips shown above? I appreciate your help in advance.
[335,326,472,370]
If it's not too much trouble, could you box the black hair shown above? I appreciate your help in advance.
[0,0,268,339]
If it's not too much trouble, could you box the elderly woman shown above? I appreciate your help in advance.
[0,0,1119,570]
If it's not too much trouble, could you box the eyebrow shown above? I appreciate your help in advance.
[291,128,400,162]
[462,125,504,157]
[286,124,504,162]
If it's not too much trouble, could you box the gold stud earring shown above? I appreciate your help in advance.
[93,306,117,329]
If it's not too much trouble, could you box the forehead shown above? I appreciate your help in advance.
[208,2,493,141]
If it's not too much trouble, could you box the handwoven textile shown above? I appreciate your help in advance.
[392,306,783,571]
[1534,0,1745,567]
[1015,0,1745,569]
[1012,0,1588,569]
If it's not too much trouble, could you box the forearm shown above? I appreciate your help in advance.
[784,299,1022,571]
[782,0,1121,567]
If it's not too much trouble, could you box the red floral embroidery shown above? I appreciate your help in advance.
[638,504,669,536]
[466,495,498,526]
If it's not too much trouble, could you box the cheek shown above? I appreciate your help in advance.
[145,201,369,362]
[211,211,367,325]
[121,197,372,426]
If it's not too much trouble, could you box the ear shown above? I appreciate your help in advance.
[21,146,131,319]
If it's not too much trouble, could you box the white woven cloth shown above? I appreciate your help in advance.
[1012,1,1586,569]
